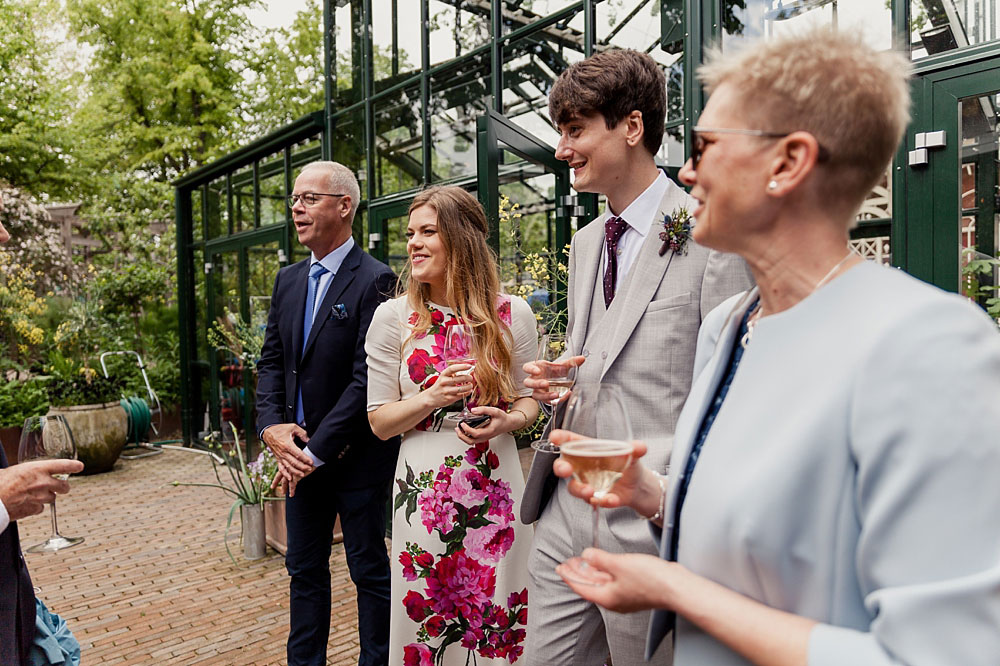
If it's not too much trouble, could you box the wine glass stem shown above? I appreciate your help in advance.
[49,500,61,539]
[591,504,600,550]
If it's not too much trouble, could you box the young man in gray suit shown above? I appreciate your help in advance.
[520,49,752,665]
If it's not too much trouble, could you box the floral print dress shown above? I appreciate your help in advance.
[366,294,537,665]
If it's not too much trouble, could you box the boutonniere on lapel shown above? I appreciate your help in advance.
[658,206,692,257]
[331,304,349,320]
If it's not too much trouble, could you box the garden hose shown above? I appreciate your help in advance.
[118,394,223,463]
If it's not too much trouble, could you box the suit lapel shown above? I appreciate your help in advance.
[599,188,684,377]
[302,244,361,359]
[290,260,309,365]
[660,288,757,557]
[571,219,606,353]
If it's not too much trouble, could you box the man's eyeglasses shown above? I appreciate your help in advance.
[688,126,831,169]
[286,192,347,208]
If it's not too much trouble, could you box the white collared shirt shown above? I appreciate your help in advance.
[599,170,670,288]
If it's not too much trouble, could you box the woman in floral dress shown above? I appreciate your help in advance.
[366,186,539,665]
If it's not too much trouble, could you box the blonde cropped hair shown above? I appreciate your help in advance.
[698,28,913,211]
[300,161,361,220]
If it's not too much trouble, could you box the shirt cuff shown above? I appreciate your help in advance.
[303,446,325,468]
[0,497,10,534]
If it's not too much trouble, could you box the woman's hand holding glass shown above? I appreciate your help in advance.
[421,362,475,411]
[550,429,653,511]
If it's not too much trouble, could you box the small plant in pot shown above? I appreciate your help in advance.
[172,424,271,564]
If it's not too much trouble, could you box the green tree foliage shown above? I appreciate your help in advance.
[0,0,83,199]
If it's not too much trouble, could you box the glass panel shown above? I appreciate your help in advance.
[429,52,491,181]
[911,0,1000,59]
[722,0,892,51]
[503,0,579,35]
[596,0,684,165]
[372,0,421,84]
[231,164,254,234]
[381,210,411,276]
[496,143,564,331]
[258,152,287,228]
[430,0,492,67]
[959,91,1000,318]
[205,177,226,240]
[374,84,423,195]
[330,106,367,192]
[502,35,582,147]
[332,0,363,104]
[210,250,243,437]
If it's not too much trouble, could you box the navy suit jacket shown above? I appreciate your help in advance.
[0,446,35,665]
[255,243,400,489]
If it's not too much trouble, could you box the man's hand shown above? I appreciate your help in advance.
[523,356,586,404]
[261,423,315,495]
[0,459,84,522]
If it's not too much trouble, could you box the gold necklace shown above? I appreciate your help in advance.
[740,250,856,350]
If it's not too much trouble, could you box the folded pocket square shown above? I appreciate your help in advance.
[331,304,349,319]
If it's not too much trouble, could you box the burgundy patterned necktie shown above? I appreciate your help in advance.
[603,216,629,308]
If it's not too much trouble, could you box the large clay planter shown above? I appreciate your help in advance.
[47,402,128,474]
[264,498,342,557]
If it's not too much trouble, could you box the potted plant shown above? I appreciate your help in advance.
[248,445,343,557]
[172,424,270,564]
[45,354,128,474]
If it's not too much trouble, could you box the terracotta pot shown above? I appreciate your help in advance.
[263,498,343,558]
[241,504,266,560]
[47,402,127,474]
[0,426,21,465]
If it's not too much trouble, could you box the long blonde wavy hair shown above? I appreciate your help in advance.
[400,186,516,406]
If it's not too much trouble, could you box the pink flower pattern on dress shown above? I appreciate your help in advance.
[394,293,527,663]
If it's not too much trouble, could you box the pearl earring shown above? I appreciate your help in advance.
[767,180,778,191]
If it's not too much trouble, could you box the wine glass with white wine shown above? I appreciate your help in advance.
[443,323,477,419]
[558,384,633,585]
[530,332,578,453]
[18,415,84,553]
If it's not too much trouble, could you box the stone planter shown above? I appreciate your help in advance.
[241,504,266,560]
[263,498,343,558]
[47,402,128,475]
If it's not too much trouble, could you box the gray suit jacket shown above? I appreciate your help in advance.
[648,263,1000,665]
[521,180,752,548]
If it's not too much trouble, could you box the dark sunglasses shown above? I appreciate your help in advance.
[689,126,831,169]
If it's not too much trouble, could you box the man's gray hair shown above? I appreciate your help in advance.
[300,161,361,220]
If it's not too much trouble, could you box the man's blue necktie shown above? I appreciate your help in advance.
[296,262,329,425]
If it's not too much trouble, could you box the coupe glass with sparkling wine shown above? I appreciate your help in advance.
[530,333,578,453]
[443,323,477,419]
[18,415,84,553]
[559,384,633,584]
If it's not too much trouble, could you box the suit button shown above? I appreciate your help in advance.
[287,404,293,410]
[292,369,297,375]
[601,351,608,359]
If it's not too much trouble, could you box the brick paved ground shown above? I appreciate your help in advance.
[20,446,537,665]
[20,448,362,665]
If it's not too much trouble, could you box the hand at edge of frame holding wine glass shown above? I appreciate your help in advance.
[17,415,85,553]
[0,459,84,522]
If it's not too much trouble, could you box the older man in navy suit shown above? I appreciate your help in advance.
[0,211,84,665]
[256,161,398,666]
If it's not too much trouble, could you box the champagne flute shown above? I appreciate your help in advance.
[18,415,85,553]
[559,384,632,585]
[531,332,578,453]
[443,323,476,419]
